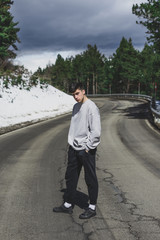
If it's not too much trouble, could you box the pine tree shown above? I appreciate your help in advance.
[112,37,140,93]
[139,44,155,95]
[71,54,84,84]
[52,54,72,91]
[83,44,105,94]
[132,0,160,53]
[0,0,20,69]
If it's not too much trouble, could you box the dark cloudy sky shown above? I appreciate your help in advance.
[11,0,147,72]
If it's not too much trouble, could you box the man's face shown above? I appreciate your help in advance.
[72,89,85,103]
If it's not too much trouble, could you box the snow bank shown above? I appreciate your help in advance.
[0,81,75,128]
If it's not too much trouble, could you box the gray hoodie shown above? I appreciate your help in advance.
[68,99,101,151]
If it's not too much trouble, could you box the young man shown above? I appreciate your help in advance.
[53,82,101,219]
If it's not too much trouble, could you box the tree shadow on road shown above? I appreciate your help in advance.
[124,102,151,120]
[124,102,160,132]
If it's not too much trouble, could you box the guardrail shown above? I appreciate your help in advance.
[87,93,160,129]
[88,93,152,101]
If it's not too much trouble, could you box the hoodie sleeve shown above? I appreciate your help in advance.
[86,103,101,150]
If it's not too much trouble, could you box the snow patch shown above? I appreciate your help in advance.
[0,80,75,128]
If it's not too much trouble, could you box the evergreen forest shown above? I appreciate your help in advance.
[33,41,160,97]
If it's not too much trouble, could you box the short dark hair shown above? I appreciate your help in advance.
[69,82,85,93]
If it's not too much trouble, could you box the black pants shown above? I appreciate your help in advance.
[64,146,98,205]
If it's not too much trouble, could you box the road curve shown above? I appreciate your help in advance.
[0,98,160,240]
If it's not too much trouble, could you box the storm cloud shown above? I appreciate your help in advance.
[11,0,147,71]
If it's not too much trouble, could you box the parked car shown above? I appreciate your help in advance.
[155,100,160,111]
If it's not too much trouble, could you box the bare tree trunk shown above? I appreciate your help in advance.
[93,72,95,94]
[126,80,130,93]
[87,77,89,95]
[96,74,98,94]
[96,81,98,94]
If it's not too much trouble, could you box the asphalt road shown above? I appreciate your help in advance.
[0,98,160,240]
